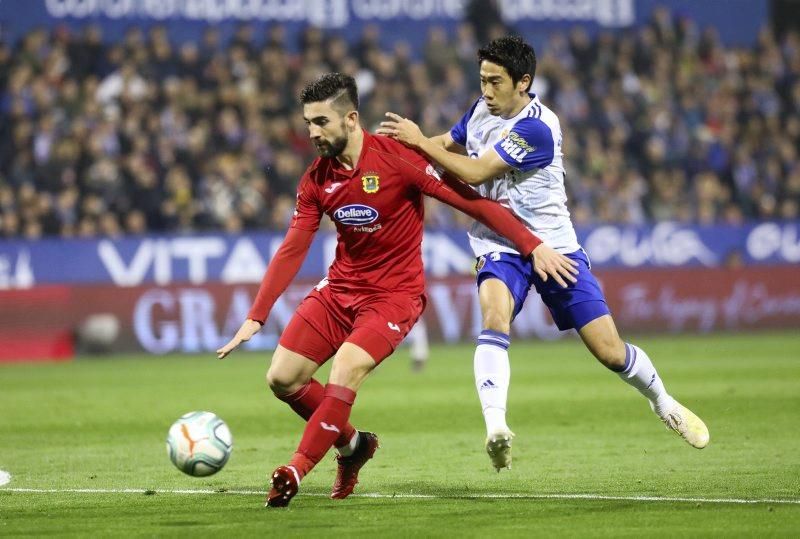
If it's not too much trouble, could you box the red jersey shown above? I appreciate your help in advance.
[248,131,540,323]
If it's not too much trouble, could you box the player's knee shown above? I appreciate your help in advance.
[482,310,511,334]
[266,366,305,396]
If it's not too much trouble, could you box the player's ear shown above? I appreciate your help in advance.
[345,110,359,131]
[517,73,532,94]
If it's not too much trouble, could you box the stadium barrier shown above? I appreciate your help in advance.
[1,222,798,287]
[1,265,798,361]
[1,0,767,53]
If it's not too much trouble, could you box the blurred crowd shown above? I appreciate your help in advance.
[1,7,800,239]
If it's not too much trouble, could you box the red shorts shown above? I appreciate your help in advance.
[278,282,425,365]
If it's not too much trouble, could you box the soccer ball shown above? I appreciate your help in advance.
[166,411,233,477]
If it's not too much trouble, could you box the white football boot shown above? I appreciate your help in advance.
[651,400,710,449]
[485,429,515,471]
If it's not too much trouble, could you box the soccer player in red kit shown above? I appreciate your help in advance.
[216,73,578,508]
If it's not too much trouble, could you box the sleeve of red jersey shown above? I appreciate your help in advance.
[247,175,321,323]
[405,151,542,255]
[246,227,315,324]
[290,172,323,232]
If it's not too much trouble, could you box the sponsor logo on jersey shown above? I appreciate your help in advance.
[499,132,535,163]
[507,132,535,152]
[353,224,382,233]
[362,174,380,193]
[333,204,379,226]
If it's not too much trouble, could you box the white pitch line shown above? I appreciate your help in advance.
[2,488,799,505]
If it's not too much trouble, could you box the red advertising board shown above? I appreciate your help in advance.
[1,266,798,361]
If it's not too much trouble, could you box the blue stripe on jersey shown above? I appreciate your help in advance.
[493,116,554,172]
[450,97,482,147]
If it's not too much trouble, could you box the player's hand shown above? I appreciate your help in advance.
[376,112,424,148]
[216,319,262,359]
[530,244,579,288]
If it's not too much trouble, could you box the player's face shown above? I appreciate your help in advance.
[479,61,531,118]
[303,101,352,158]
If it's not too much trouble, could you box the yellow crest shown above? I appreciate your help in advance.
[362,174,380,193]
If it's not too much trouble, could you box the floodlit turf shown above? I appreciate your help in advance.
[1,332,799,536]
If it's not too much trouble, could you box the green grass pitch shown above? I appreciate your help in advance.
[2,332,799,536]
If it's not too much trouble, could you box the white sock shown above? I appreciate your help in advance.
[474,330,511,435]
[616,343,674,412]
[336,431,359,457]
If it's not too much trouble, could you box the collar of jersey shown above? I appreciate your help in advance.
[329,128,372,179]
[504,92,539,121]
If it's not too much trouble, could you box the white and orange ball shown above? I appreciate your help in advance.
[166,411,233,477]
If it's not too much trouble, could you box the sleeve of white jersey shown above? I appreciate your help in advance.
[493,117,555,172]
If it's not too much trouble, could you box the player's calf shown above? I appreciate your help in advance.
[606,341,710,449]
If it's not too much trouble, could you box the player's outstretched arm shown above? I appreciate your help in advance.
[419,169,577,287]
[429,132,467,154]
[216,227,315,359]
[378,113,505,185]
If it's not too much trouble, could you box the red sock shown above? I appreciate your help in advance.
[289,384,356,478]
[277,380,356,448]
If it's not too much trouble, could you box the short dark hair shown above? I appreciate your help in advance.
[299,72,359,112]
[478,36,536,91]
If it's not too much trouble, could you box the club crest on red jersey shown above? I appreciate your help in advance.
[362,174,380,193]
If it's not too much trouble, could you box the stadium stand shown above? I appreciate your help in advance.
[1,7,799,239]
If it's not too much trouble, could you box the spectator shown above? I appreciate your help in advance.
[0,10,798,239]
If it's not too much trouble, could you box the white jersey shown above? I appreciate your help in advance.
[450,94,580,256]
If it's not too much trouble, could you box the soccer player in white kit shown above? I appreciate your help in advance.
[379,35,709,471]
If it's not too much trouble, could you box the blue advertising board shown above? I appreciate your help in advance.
[1,221,798,288]
[0,0,768,54]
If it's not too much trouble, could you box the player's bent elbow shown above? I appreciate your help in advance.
[462,172,491,185]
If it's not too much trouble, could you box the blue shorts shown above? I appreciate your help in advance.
[475,249,610,331]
